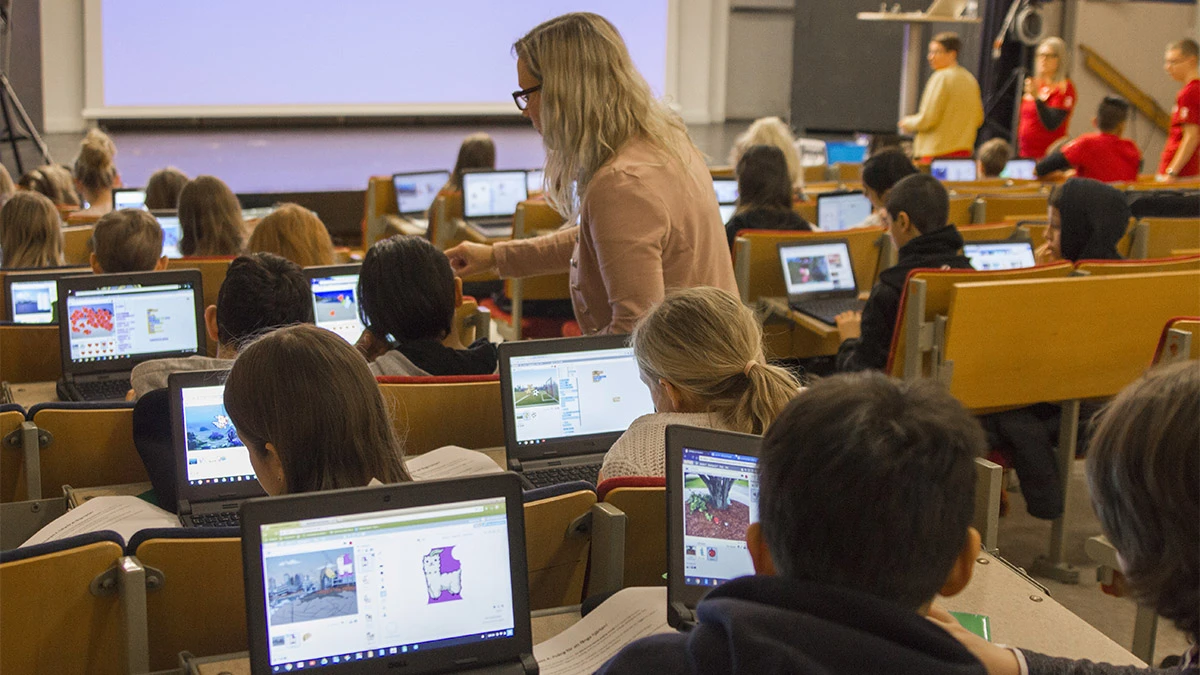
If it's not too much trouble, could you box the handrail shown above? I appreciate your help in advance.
[1078,44,1171,133]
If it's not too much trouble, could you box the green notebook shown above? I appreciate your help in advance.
[949,611,992,641]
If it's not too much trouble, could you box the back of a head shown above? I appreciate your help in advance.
[933,32,962,58]
[92,209,163,273]
[735,145,793,213]
[976,138,1013,178]
[0,191,63,269]
[1086,361,1199,643]
[74,128,118,194]
[215,253,314,348]
[223,323,411,494]
[144,167,190,210]
[450,133,497,190]
[178,175,245,257]
[632,286,799,435]
[19,164,79,206]
[730,117,802,189]
[1096,96,1131,134]
[358,235,455,343]
[759,372,983,609]
[862,150,919,196]
[246,203,335,268]
[886,174,950,234]
[1048,177,1130,261]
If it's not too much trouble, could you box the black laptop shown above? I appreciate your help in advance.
[777,239,865,325]
[3,267,90,324]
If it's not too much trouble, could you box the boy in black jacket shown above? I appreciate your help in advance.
[835,174,973,372]
[597,372,989,675]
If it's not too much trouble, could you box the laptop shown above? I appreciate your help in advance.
[930,159,977,182]
[393,170,451,231]
[525,169,544,194]
[499,335,655,489]
[778,239,865,325]
[240,473,535,675]
[56,270,206,402]
[304,264,365,345]
[157,214,185,259]
[462,170,528,239]
[4,267,90,324]
[1001,159,1037,180]
[112,188,148,211]
[824,141,867,165]
[963,240,1036,270]
[169,369,264,527]
[718,203,737,224]
[665,425,761,629]
[712,178,739,206]
[816,190,873,231]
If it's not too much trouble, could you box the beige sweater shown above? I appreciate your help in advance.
[904,65,984,158]
[493,137,738,335]
[600,412,730,480]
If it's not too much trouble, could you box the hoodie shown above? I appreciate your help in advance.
[596,576,987,675]
[1054,178,1131,262]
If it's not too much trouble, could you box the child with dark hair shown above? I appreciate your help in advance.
[1039,177,1131,263]
[858,149,920,228]
[1035,96,1142,182]
[90,209,167,274]
[724,144,811,247]
[836,174,972,372]
[599,371,988,674]
[356,235,497,377]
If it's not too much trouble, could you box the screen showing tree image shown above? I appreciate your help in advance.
[681,449,758,587]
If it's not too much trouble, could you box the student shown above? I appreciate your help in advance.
[18,164,80,208]
[836,174,972,372]
[1035,96,1142,183]
[899,32,984,161]
[129,253,314,398]
[934,362,1199,674]
[224,323,412,496]
[90,209,168,274]
[144,167,189,210]
[728,117,806,197]
[1037,177,1130,263]
[724,145,812,248]
[1018,37,1077,160]
[598,286,800,480]
[245,203,335,268]
[0,191,64,269]
[598,371,988,674]
[71,128,121,219]
[177,175,246,257]
[976,138,1013,179]
[1159,38,1200,180]
[441,132,497,193]
[856,149,921,229]
[355,235,497,377]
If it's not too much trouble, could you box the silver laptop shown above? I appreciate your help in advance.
[4,267,90,324]
[526,169,544,194]
[304,264,365,345]
[712,178,739,206]
[462,170,528,239]
[963,240,1036,270]
[778,239,865,325]
[113,188,148,211]
[393,170,450,231]
[1001,159,1037,180]
[816,191,873,231]
[157,214,185,259]
[930,159,977,182]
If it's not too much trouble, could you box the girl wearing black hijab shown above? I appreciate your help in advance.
[1039,177,1131,262]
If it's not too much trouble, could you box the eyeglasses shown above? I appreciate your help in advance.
[512,85,541,111]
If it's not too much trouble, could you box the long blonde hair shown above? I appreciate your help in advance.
[1,191,64,268]
[247,203,335,268]
[730,117,804,191]
[1036,37,1069,84]
[73,128,119,194]
[632,287,800,434]
[514,12,691,218]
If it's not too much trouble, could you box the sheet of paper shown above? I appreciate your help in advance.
[406,445,504,481]
[22,495,180,547]
[533,586,673,675]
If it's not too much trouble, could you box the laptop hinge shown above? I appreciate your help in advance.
[508,458,523,472]
[667,601,696,631]
[521,652,537,674]
[178,499,191,516]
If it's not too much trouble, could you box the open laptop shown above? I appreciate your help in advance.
[665,425,761,629]
[963,240,1036,270]
[525,169,544,194]
[778,239,865,325]
[304,264,365,345]
[393,170,451,231]
[1001,159,1037,180]
[169,369,264,527]
[816,190,873,231]
[4,267,90,324]
[240,473,535,675]
[824,141,867,165]
[462,170,528,239]
[712,178,739,206]
[113,188,148,211]
[56,270,205,402]
[499,335,655,489]
[157,214,185,259]
[930,159,977,182]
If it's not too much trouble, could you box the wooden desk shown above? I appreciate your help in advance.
[759,297,841,358]
[9,381,57,409]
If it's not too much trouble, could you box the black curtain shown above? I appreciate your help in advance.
[976,0,1031,145]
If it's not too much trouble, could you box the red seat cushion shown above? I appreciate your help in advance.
[596,475,665,501]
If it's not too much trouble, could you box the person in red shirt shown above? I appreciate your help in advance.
[1018,37,1077,159]
[1035,96,1142,182]
[1159,38,1200,180]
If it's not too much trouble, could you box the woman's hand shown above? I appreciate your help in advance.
[926,604,1021,675]
[444,242,498,278]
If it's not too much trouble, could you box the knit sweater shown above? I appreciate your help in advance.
[905,65,984,158]
[600,412,730,479]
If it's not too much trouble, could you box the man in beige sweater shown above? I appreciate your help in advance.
[898,32,984,161]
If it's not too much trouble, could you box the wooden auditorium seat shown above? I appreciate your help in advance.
[1152,316,1200,365]
[523,485,596,610]
[375,375,504,455]
[61,225,95,266]
[1127,217,1200,259]
[970,194,1048,224]
[1076,254,1200,276]
[956,223,1020,242]
[0,323,62,383]
[28,402,147,498]
[0,404,28,503]
[597,476,666,589]
[733,227,888,304]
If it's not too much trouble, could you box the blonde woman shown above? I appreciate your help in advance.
[729,117,805,197]
[1,191,64,268]
[1018,37,1076,160]
[177,175,246,257]
[72,128,121,218]
[598,287,801,480]
[444,13,737,335]
[441,132,497,192]
[246,203,335,268]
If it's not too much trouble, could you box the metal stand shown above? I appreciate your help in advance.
[982,42,1030,144]
[0,4,53,174]
[1031,399,1081,584]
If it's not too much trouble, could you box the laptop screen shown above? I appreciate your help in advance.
[257,496,515,671]
[62,279,201,365]
[779,241,857,296]
[719,204,736,224]
[113,189,148,211]
[712,178,739,205]
[308,268,365,344]
[393,171,450,215]
[462,171,528,219]
[681,448,758,587]
[526,169,544,193]
[963,241,1036,270]
[506,345,653,446]
[825,141,867,165]
[158,215,184,259]
[180,381,257,486]
[930,159,977,182]
[816,192,872,231]
[1001,159,1037,180]
[9,278,59,324]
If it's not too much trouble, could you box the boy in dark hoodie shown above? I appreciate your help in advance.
[597,372,988,675]
[835,174,973,372]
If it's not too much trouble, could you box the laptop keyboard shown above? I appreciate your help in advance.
[791,298,865,326]
[524,464,601,489]
[73,378,133,401]
[189,511,240,527]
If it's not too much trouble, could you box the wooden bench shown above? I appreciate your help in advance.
[971,194,1048,224]
[1076,254,1200,276]
[0,324,61,383]
[62,225,95,266]
[1153,316,1200,365]
[484,199,572,341]
[957,223,1021,242]
[1127,217,1200,259]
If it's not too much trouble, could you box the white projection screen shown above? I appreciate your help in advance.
[83,0,673,119]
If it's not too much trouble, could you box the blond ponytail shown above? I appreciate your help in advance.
[74,128,118,192]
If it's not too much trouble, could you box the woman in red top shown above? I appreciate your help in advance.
[1018,37,1077,159]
